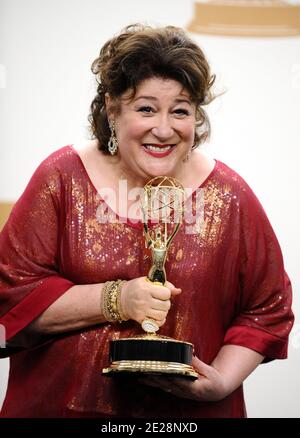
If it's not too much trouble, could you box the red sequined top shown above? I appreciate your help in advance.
[0,145,294,418]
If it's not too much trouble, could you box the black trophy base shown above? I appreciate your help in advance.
[102,335,198,380]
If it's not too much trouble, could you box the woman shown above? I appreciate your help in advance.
[0,24,294,418]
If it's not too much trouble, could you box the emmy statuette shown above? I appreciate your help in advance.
[102,176,198,380]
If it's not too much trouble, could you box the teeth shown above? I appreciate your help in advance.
[144,144,172,152]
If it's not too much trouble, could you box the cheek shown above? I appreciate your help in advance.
[181,122,195,142]
[119,118,150,142]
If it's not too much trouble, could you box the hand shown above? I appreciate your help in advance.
[120,276,181,327]
[138,355,229,402]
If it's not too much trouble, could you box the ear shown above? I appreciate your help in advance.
[105,92,114,121]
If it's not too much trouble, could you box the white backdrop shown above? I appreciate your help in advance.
[0,0,299,417]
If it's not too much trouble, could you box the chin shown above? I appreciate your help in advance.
[144,165,175,179]
[143,159,178,177]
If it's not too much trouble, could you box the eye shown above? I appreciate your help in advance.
[138,106,154,114]
[174,108,189,116]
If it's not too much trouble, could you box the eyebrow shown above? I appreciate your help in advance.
[134,96,192,105]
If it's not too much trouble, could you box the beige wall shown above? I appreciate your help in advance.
[0,203,13,231]
[188,1,300,37]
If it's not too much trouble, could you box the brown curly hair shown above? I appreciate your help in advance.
[88,24,216,153]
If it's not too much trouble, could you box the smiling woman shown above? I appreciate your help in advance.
[89,24,215,155]
[104,77,201,187]
[0,24,294,418]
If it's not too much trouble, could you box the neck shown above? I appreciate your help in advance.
[111,154,194,191]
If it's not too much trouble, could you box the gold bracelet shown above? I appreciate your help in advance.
[102,281,114,322]
[102,280,127,323]
[116,280,128,322]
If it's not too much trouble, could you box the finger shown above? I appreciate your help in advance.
[165,281,181,292]
[166,376,199,391]
[139,376,172,392]
[155,317,166,327]
[170,287,182,297]
[151,298,171,311]
[164,281,182,296]
[144,376,189,398]
[141,316,166,327]
[165,281,177,289]
[138,376,164,389]
[192,355,213,376]
[139,376,195,399]
[150,286,171,301]
[146,308,167,321]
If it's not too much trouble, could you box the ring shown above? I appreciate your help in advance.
[141,318,159,334]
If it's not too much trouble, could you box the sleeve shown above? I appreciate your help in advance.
[0,153,75,357]
[223,182,294,362]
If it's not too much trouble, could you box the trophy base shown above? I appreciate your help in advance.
[102,360,198,380]
[102,335,198,380]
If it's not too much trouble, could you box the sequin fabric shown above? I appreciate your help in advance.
[0,145,294,418]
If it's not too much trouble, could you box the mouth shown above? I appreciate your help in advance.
[142,143,176,158]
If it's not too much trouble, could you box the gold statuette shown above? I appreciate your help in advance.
[103,176,198,379]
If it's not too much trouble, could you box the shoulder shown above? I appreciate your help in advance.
[214,160,272,228]
[213,160,245,188]
[24,144,83,199]
[213,160,257,200]
[204,158,270,225]
[38,144,78,172]
[34,140,98,179]
[191,151,251,195]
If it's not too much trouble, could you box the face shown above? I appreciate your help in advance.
[107,77,196,184]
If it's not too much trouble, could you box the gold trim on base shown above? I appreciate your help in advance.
[103,360,199,379]
[112,334,194,346]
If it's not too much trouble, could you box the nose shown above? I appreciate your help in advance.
[151,115,174,141]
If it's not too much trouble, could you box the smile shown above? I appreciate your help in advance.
[142,144,176,158]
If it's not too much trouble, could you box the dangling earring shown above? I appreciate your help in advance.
[108,120,118,155]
